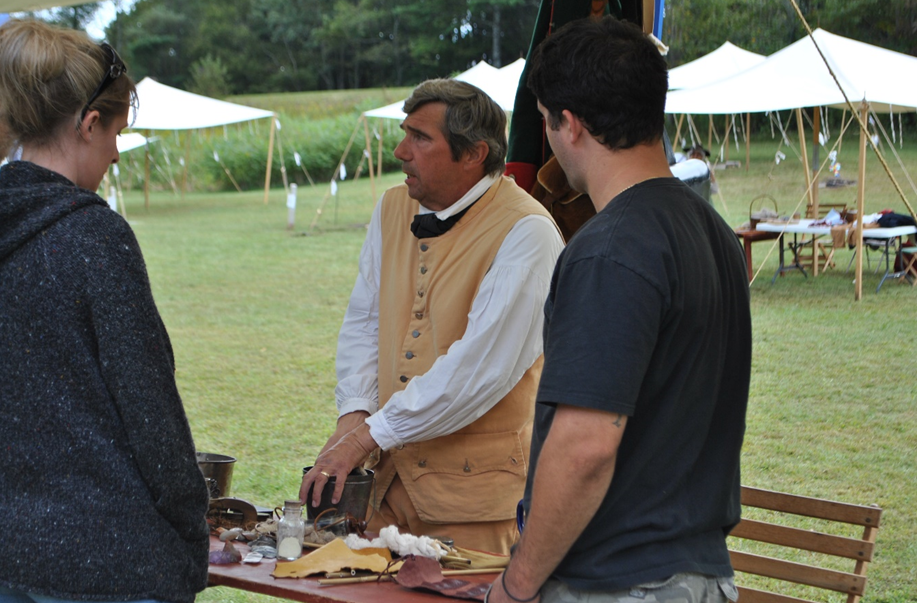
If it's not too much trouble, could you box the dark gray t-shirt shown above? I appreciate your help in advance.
[526,177,751,592]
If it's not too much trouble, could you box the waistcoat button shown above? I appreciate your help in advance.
[406,351,414,359]
[417,290,424,297]
[400,375,408,383]
[418,460,427,468]
[415,312,423,319]
[412,330,420,338]
[420,244,429,251]
[420,266,427,274]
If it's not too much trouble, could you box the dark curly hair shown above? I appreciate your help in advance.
[527,16,668,151]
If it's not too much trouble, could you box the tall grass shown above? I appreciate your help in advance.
[122,123,917,602]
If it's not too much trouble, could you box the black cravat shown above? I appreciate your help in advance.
[410,202,474,239]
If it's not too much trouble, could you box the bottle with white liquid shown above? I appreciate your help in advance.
[276,500,305,561]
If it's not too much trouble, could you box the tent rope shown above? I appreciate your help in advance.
[869,108,917,199]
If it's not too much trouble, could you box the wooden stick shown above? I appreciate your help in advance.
[318,567,499,586]
[319,575,393,586]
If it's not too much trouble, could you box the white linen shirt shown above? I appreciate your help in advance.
[335,174,564,451]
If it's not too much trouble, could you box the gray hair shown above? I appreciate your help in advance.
[403,78,506,176]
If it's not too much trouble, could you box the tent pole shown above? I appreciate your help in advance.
[144,130,151,211]
[181,130,191,200]
[854,101,868,301]
[673,114,685,150]
[796,108,814,212]
[376,118,384,181]
[362,116,377,202]
[707,115,713,151]
[276,123,290,196]
[263,115,277,205]
[721,117,734,164]
[745,113,751,172]
[812,107,821,211]
[796,108,816,276]
[642,0,654,34]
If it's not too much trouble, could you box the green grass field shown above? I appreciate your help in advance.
[121,129,917,602]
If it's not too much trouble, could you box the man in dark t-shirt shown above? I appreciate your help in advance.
[486,17,751,603]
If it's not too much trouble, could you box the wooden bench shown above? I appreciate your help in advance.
[729,486,882,603]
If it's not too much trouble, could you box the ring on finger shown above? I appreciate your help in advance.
[320,470,332,478]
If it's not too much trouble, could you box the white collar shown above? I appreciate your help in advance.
[417,174,499,219]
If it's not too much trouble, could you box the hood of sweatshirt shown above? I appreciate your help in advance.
[0,161,106,263]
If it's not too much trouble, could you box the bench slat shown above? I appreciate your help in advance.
[730,518,875,561]
[736,585,818,603]
[741,487,881,528]
[730,551,867,596]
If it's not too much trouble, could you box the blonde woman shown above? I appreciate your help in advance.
[0,20,209,603]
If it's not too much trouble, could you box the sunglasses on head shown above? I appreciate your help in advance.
[80,43,127,122]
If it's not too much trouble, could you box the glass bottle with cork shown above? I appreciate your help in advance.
[276,499,305,561]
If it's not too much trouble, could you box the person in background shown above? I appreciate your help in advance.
[301,79,564,556]
[0,20,209,603]
[486,17,751,603]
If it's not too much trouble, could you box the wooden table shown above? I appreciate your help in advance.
[734,228,781,281]
[207,536,498,603]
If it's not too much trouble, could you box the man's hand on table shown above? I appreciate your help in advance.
[300,414,377,507]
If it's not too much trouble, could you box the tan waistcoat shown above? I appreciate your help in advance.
[368,176,554,524]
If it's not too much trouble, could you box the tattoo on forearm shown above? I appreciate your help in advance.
[612,414,623,428]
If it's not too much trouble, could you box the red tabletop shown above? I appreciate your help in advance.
[207,535,498,603]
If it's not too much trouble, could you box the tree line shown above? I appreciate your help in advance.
[35,0,917,97]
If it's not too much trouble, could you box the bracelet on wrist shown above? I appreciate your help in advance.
[501,570,539,602]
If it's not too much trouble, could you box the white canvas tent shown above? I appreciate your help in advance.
[129,77,276,205]
[132,77,275,129]
[665,29,917,115]
[363,59,526,122]
[666,29,917,299]
[117,132,147,154]
[666,42,766,161]
[668,41,766,90]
